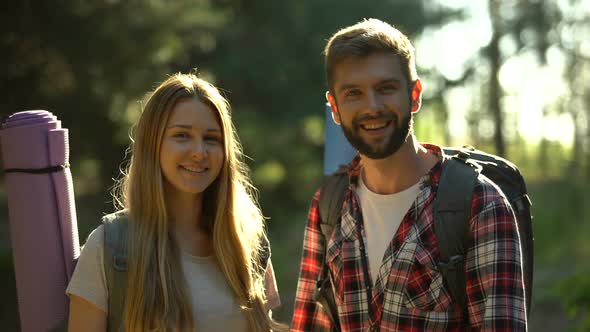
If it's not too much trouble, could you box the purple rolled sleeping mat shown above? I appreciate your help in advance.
[0,110,80,332]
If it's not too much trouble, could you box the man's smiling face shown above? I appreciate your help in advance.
[330,52,415,159]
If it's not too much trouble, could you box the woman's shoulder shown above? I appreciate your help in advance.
[100,210,131,262]
[82,209,128,254]
[101,209,130,225]
[67,223,108,313]
[83,224,105,252]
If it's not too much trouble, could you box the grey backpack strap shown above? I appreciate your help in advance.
[258,234,271,274]
[318,173,349,235]
[435,153,479,322]
[103,212,129,332]
[314,172,348,330]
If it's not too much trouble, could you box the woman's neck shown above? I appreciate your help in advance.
[165,189,213,257]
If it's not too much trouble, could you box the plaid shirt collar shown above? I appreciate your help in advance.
[335,143,445,243]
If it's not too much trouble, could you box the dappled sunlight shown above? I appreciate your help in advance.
[1,0,589,330]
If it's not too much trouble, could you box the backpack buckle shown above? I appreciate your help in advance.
[438,255,465,272]
[457,150,470,161]
[113,255,128,271]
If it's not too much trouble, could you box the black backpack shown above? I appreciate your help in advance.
[314,146,533,328]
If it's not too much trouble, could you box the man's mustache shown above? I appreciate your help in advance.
[353,111,395,125]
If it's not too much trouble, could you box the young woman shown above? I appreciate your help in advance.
[67,73,285,331]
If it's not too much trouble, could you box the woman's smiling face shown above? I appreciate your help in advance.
[159,97,224,199]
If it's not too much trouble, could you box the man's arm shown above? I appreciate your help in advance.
[465,179,528,331]
[292,189,334,331]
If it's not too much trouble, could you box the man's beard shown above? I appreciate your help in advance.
[340,110,412,159]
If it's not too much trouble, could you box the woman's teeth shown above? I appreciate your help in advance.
[181,165,206,173]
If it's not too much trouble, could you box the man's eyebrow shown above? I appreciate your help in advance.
[336,78,402,93]
[378,78,403,85]
[336,83,358,94]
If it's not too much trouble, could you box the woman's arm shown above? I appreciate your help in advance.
[68,294,107,332]
[66,225,109,332]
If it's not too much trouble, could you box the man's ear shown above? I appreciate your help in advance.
[410,79,423,113]
[326,91,341,125]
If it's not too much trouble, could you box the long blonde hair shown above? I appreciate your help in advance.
[113,73,280,331]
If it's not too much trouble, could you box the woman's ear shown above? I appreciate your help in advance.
[326,91,341,125]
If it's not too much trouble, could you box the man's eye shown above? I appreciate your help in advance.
[345,90,361,97]
[379,85,396,93]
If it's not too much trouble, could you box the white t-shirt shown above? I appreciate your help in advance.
[66,225,280,331]
[356,176,421,284]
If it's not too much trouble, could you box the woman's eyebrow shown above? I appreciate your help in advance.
[166,124,221,133]
[166,124,192,129]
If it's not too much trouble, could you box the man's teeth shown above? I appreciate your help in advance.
[181,166,206,173]
[362,122,388,130]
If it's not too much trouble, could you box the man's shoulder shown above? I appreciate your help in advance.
[475,172,509,200]
[469,173,515,222]
[436,155,514,222]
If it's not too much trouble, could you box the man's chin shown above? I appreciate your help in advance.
[361,151,393,160]
[359,146,393,159]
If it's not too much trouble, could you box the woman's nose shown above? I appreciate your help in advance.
[191,140,208,160]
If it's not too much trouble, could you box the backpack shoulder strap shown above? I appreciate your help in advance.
[435,152,480,321]
[318,171,349,234]
[314,171,348,328]
[102,211,129,332]
[258,233,271,274]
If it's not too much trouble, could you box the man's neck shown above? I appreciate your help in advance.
[360,136,437,195]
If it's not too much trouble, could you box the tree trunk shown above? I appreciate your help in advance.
[538,107,550,177]
[488,0,506,157]
[568,110,581,177]
[586,92,590,181]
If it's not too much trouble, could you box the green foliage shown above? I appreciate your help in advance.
[1,0,590,330]
[555,271,590,331]
[522,178,590,331]
[526,179,589,266]
[1,0,230,184]
[0,253,20,331]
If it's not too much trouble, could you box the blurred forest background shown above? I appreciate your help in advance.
[1,0,589,330]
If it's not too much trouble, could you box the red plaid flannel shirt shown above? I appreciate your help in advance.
[292,144,527,331]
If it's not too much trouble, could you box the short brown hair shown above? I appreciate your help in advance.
[324,18,418,93]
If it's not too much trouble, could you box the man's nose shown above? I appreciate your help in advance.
[366,90,384,113]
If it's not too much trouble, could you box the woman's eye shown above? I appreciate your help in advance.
[204,136,221,144]
[173,132,190,139]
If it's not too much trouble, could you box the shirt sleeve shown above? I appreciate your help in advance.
[264,258,281,310]
[466,178,528,331]
[66,224,108,313]
[292,189,334,331]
